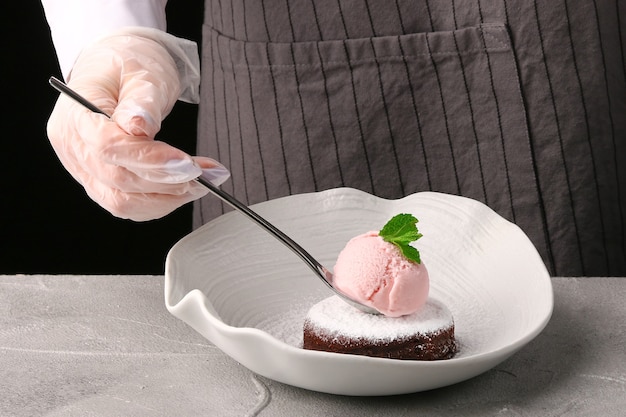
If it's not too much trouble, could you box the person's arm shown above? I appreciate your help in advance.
[42,0,199,102]
[42,0,167,80]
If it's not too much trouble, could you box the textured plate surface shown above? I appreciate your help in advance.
[165,188,552,396]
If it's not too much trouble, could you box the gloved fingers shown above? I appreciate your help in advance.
[67,109,201,184]
[80,173,209,221]
[90,163,205,195]
[95,137,202,184]
[53,140,212,221]
[95,155,232,193]
[49,98,231,192]
[85,153,231,193]
[51,142,201,199]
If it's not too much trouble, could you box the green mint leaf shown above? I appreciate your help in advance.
[398,244,421,264]
[379,213,423,263]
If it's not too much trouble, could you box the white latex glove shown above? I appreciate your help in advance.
[47,29,229,221]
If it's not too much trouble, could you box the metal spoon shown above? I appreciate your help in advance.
[48,76,379,315]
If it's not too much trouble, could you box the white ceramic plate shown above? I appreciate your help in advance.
[165,188,553,396]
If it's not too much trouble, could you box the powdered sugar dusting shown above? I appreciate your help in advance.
[305,296,454,341]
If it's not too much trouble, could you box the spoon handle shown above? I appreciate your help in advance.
[194,174,334,287]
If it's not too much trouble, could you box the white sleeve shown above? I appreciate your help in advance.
[41,0,168,79]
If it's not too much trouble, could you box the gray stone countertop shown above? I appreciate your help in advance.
[1,275,624,416]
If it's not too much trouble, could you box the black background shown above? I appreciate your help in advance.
[2,2,204,274]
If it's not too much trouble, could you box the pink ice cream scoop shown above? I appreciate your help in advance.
[332,231,429,317]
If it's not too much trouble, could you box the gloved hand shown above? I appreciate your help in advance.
[47,29,229,221]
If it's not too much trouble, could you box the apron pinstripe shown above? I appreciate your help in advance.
[194,0,626,276]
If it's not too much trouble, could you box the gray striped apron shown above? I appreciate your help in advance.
[194,0,626,276]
